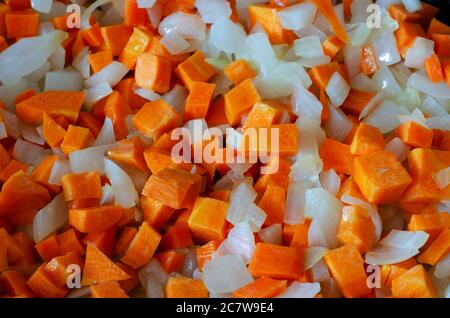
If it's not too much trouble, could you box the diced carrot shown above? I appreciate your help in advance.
[324,244,371,298]
[26,264,68,298]
[14,88,36,104]
[310,0,348,43]
[11,232,37,266]
[428,18,450,35]
[135,53,172,94]
[224,78,261,126]
[424,54,445,82]
[254,157,290,192]
[69,206,124,233]
[337,205,375,253]
[51,14,69,31]
[350,123,384,156]
[107,137,147,171]
[0,159,27,183]
[196,240,220,272]
[141,195,176,230]
[396,121,433,148]
[119,27,154,69]
[16,91,85,125]
[43,252,84,287]
[5,0,30,11]
[0,270,34,297]
[184,81,216,120]
[81,23,103,48]
[188,197,228,243]
[155,250,186,274]
[319,138,354,175]
[88,50,113,73]
[100,24,133,57]
[104,90,132,140]
[124,0,149,26]
[244,100,292,129]
[81,244,131,286]
[208,190,231,202]
[408,213,450,241]
[77,112,102,137]
[323,35,345,59]
[258,185,285,226]
[0,228,24,264]
[395,22,426,57]
[142,167,203,210]
[35,234,62,262]
[5,10,39,39]
[233,277,287,298]
[132,99,181,140]
[165,276,208,298]
[341,89,376,116]
[116,78,147,109]
[381,258,417,288]
[116,262,139,293]
[224,59,257,86]
[60,125,92,155]
[42,113,67,148]
[309,62,344,90]
[391,265,437,298]
[61,172,102,202]
[91,280,129,298]
[418,229,450,265]
[159,223,193,250]
[82,226,117,258]
[57,228,85,256]
[430,33,450,57]
[114,227,138,258]
[248,243,302,280]
[175,50,217,90]
[30,155,60,194]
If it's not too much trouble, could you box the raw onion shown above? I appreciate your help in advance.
[158,12,206,40]
[258,224,282,245]
[277,3,317,31]
[104,158,139,208]
[303,246,328,271]
[48,159,72,185]
[319,169,341,195]
[277,282,321,298]
[294,35,324,58]
[33,193,67,243]
[433,168,450,190]
[210,17,247,54]
[385,137,410,162]
[195,0,232,24]
[94,118,116,146]
[326,72,350,107]
[32,0,54,14]
[13,139,51,167]
[434,253,450,280]
[69,144,115,174]
[85,61,129,89]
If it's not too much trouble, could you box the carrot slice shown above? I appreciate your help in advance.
[391,265,437,298]
[233,277,287,298]
[165,276,208,298]
[61,172,102,202]
[424,54,445,82]
[188,197,228,243]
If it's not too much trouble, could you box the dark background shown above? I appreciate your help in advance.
[422,0,450,23]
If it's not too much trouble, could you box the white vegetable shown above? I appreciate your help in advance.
[100,184,115,205]
[81,0,111,29]
[13,139,51,167]
[85,61,129,89]
[401,0,422,12]
[303,247,328,271]
[104,159,139,208]
[404,37,434,69]
[48,159,72,186]
[72,47,91,79]
[138,259,168,298]
[277,282,321,298]
[434,253,450,280]
[162,84,188,114]
[0,109,21,139]
[433,168,450,190]
[343,47,361,79]
[422,96,448,117]
[277,3,317,31]
[94,118,116,146]
[246,32,278,76]
[85,82,113,107]
[365,230,429,265]
[158,12,206,40]
[295,25,326,42]
[195,0,232,24]
[69,144,115,174]
[49,46,65,71]
[319,169,341,196]
[135,88,161,102]
[364,100,410,133]
[0,30,67,84]
[45,69,84,91]
[284,181,309,225]
[202,255,253,293]
[21,124,44,146]
[147,3,163,29]
[32,0,54,14]
[33,194,67,243]
[27,61,51,82]
[290,82,322,120]
[349,23,371,47]
[258,224,282,245]
[160,32,190,55]
[372,28,401,66]
[326,72,350,107]
[137,0,156,8]
[226,179,257,225]
[215,222,255,263]
[311,259,331,282]
[294,35,323,58]
[373,66,402,97]
[385,137,410,162]
[324,104,353,142]
[210,17,247,54]
[0,123,7,140]
[426,116,450,131]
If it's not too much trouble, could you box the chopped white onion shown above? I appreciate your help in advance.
[422,96,448,117]
[343,47,362,79]
[371,28,401,66]
[147,3,163,29]
[135,88,161,102]
[160,32,190,55]
[195,0,232,24]
[294,35,324,58]
[33,193,67,243]
[48,159,72,186]
[138,258,168,298]
[404,37,434,69]
[0,109,21,139]
[69,144,115,174]
[32,0,54,14]
[72,47,91,79]
[162,84,188,114]
[303,246,328,271]
[401,0,422,12]
[137,0,155,8]
[246,32,278,76]
[104,158,139,208]
[277,3,317,31]
[284,181,310,225]
[45,68,84,91]
[290,82,322,120]
[210,17,247,54]
[100,184,115,205]
[385,137,410,162]
[49,46,65,71]
[85,61,129,89]
[27,61,52,83]
[434,253,450,280]
[433,168,450,190]
[324,104,353,142]
[226,179,257,225]
[94,118,116,146]
[258,224,283,245]
[311,259,332,282]
[319,169,341,196]
[13,139,51,167]
[85,82,113,108]
[158,12,206,40]
[0,123,7,140]
[349,23,371,47]
[215,222,255,264]
[426,116,450,131]
[363,100,410,133]
[326,72,350,107]
[277,282,321,298]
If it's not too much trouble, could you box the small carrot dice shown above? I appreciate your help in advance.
[391,265,437,298]
[60,125,92,155]
[396,121,434,149]
[135,53,172,93]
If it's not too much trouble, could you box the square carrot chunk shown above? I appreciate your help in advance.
[188,197,228,243]
[350,123,385,156]
[224,59,257,86]
[353,151,412,204]
[60,125,92,155]
[175,50,217,90]
[5,10,39,39]
[224,79,261,125]
[391,265,437,298]
[396,121,433,148]
[135,53,171,93]
[165,276,208,298]
[184,82,216,120]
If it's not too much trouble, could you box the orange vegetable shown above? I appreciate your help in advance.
[428,18,450,35]
[14,88,36,104]
[81,23,103,48]
[43,252,84,287]
[424,54,445,82]
[5,10,39,39]
[100,24,133,57]
[248,243,302,280]
[391,265,437,298]
[395,22,426,57]
[42,113,67,148]
[135,53,172,94]
[141,195,176,230]
[60,125,92,155]
[82,226,118,258]
[289,219,311,249]
[175,50,217,90]
[224,59,257,86]
[57,228,85,256]
[0,270,34,297]
[159,223,193,250]
[11,232,37,266]
[88,50,113,73]
[388,4,421,23]
[324,244,371,298]
[323,35,345,59]
[142,167,203,210]
[196,240,220,272]
[116,262,139,293]
[69,206,124,233]
[132,99,181,140]
[77,112,102,137]
[233,277,287,298]
[350,123,384,156]
[0,228,24,264]
[319,138,354,175]
[165,276,208,298]
[188,197,228,243]
[309,62,344,90]
[341,89,376,117]
[30,155,60,194]
[418,229,450,265]
[258,185,285,226]
[381,258,417,288]
[155,250,186,273]
[119,27,154,69]
[26,264,68,298]
[396,121,433,148]
[61,172,102,202]
[104,90,132,140]
[116,78,147,109]
[361,45,379,76]
[121,221,162,269]
[244,100,292,129]
[224,78,261,125]
[0,159,27,183]
[35,234,62,262]
[107,137,147,171]
[16,91,85,125]
[309,0,348,43]
[124,0,149,26]
[353,151,412,204]
[184,81,216,120]
[90,280,129,298]
[408,213,450,240]
[81,244,131,286]
[114,227,137,258]
[430,33,450,57]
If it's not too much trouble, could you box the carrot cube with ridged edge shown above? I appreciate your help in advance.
[248,243,302,280]
[121,221,161,269]
[135,53,171,93]
[100,24,133,57]
[233,277,287,298]
[60,125,92,155]
[408,213,450,241]
[188,197,228,243]
[184,81,216,120]
[258,185,285,226]
[61,172,102,201]
[336,205,375,253]
[175,50,217,90]
[165,276,209,298]
[224,59,257,86]
[155,250,186,273]
[396,121,433,148]
[244,100,292,129]
[324,244,371,298]
[142,168,203,210]
[350,123,384,156]
[132,99,181,140]
[391,265,437,298]
[418,229,450,265]
[224,79,261,126]
[69,206,124,233]
[88,50,113,73]
[91,280,129,298]
[141,195,176,230]
[319,138,354,175]
[26,264,68,298]
[353,151,412,204]
[380,258,417,288]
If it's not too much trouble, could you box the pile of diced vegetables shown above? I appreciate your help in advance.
[0,0,449,298]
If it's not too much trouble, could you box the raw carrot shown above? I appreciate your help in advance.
[5,10,39,39]
[104,90,132,140]
[43,252,84,287]
[408,213,450,240]
[175,50,217,90]
[224,59,257,86]
[14,88,36,104]
[159,223,193,250]
[91,280,129,298]
[391,265,437,298]
[124,0,149,26]
[116,262,139,293]
[244,100,292,129]
[57,228,85,256]
[188,197,228,243]
[141,195,176,230]
[361,45,379,76]
[34,234,62,262]
[88,50,113,73]
[4,0,30,11]
[100,24,133,57]
[395,22,426,57]
[258,185,285,226]
[381,258,417,288]
[116,78,147,109]
[428,18,450,35]
[323,35,345,59]
[430,33,450,57]
[388,4,421,23]
[82,226,118,258]
[396,121,433,148]
[135,53,172,94]
[81,23,103,48]
[107,137,147,171]
[233,277,287,298]
[289,219,311,250]
[61,172,102,202]
[319,138,354,175]
[196,240,220,272]
[184,81,216,120]
[26,264,68,298]
[42,113,67,148]
[0,270,34,297]
[60,125,92,155]
[424,54,445,82]
[77,112,102,137]
[417,229,450,265]
[341,89,376,116]
[309,0,348,43]
[155,250,186,274]
[69,206,124,233]
[114,227,137,258]
[350,123,385,156]
[119,27,154,69]
[224,78,261,125]
[0,159,27,183]
[165,276,208,298]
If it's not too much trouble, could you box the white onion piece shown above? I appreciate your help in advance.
[385,137,410,162]
[365,230,429,265]
[0,30,67,84]
[72,47,90,79]
[100,184,115,205]
[39,0,66,21]
[48,159,72,186]
[433,168,450,190]
[160,32,190,55]
[210,17,247,54]
[372,28,401,66]
[162,84,188,114]
[66,287,91,298]
[81,0,111,29]
[85,61,129,89]
[0,109,21,139]
[277,282,321,298]
[351,73,378,93]
[258,224,282,245]
[295,25,327,42]
[69,144,115,174]
[401,0,422,12]
[246,32,278,76]
[85,82,113,107]
[326,72,350,107]
[426,116,450,131]
[284,181,310,225]
[158,12,206,40]
[434,253,450,280]
[137,0,155,8]
[104,158,139,208]
[404,37,434,69]
[422,96,448,117]
[202,255,253,293]
[33,194,67,243]
[374,66,402,97]
[324,104,353,142]
[343,47,362,79]
[39,22,55,36]
[290,82,322,120]
[147,3,163,29]
[94,118,116,146]
[278,3,317,31]
[27,61,51,82]
[45,69,84,91]
[303,247,328,271]
[242,203,266,232]
[195,0,232,24]
[358,92,382,120]
[226,179,257,225]
[21,123,44,146]
[363,100,409,133]
[319,169,341,196]
[49,46,65,71]
[215,222,255,264]
[13,139,51,167]
[294,35,323,58]
[135,88,161,102]
[350,0,372,24]
[296,55,331,68]
[306,188,343,249]
[349,23,371,47]
[32,0,54,14]
[138,258,168,298]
